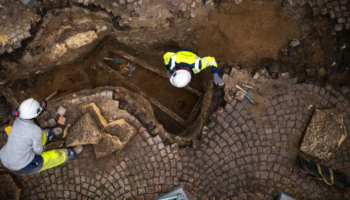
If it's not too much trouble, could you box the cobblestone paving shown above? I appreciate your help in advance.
[0,75,349,200]
[0,0,37,54]
[288,0,350,30]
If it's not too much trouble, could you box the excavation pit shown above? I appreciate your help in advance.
[33,40,213,142]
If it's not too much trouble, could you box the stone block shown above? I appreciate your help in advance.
[317,0,324,6]
[57,106,67,116]
[300,108,347,159]
[17,34,25,40]
[334,24,343,31]
[82,103,107,129]
[10,33,16,39]
[23,31,31,38]
[65,113,102,147]
[48,118,57,127]
[106,119,137,144]
[21,0,37,8]
[95,99,121,122]
[25,24,31,31]
[12,37,19,43]
[93,133,123,159]
[336,11,343,17]
[13,42,21,49]
[0,174,21,200]
[6,45,13,53]
[338,17,346,23]
[290,39,300,48]
[320,7,328,15]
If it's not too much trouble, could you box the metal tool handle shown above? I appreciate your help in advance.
[235,85,246,93]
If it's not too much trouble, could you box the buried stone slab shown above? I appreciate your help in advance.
[93,133,123,159]
[106,119,137,144]
[82,103,107,129]
[300,108,347,160]
[65,113,102,147]
[95,99,122,122]
[0,174,21,200]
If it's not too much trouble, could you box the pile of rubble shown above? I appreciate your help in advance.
[65,102,137,159]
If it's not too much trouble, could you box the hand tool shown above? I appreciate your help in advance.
[45,90,68,101]
[236,85,264,104]
[236,85,255,104]
[242,83,259,92]
[104,57,121,64]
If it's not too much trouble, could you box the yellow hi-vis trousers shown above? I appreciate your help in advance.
[38,131,66,172]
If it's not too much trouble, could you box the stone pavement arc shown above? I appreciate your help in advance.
[2,74,349,200]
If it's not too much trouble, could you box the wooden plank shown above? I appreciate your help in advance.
[185,95,203,125]
[98,62,186,126]
[106,46,202,97]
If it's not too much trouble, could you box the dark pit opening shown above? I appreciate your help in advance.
[32,40,209,136]
[103,51,200,120]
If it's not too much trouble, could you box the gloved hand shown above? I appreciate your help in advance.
[167,70,174,78]
[213,73,224,86]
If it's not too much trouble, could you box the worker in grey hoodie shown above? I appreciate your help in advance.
[0,98,83,176]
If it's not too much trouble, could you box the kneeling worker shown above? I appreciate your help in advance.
[164,49,224,88]
[0,98,83,176]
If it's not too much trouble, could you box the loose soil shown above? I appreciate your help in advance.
[194,0,299,63]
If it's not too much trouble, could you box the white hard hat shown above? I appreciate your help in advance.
[170,69,192,88]
[18,98,43,119]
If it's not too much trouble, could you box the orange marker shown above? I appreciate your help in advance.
[58,117,66,125]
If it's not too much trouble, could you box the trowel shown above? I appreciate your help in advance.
[104,57,136,76]
[104,57,122,64]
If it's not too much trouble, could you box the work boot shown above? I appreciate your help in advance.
[73,146,83,154]
[52,127,62,136]
[64,146,83,162]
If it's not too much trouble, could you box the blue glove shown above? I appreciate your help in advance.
[213,73,224,86]
[167,70,174,78]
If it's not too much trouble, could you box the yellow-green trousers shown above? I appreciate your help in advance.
[8,130,69,176]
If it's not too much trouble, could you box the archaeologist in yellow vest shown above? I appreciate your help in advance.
[164,49,224,88]
[0,98,83,176]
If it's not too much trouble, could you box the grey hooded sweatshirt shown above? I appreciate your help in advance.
[0,118,43,171]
